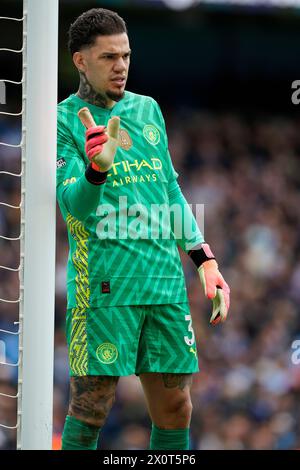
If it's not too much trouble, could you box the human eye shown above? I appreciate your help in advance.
[101,54,114,60]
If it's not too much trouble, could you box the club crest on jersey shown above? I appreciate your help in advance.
[118,128,132,150]
[143,124,160,146]
[96,343,118,364]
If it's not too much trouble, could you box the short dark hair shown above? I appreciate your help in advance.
[68,8,127,55]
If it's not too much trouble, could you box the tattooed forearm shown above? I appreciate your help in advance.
[162,373,193,391]
[69,376,119,426]
[77,72,108,108]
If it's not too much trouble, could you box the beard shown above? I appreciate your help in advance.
[106,89,125,102]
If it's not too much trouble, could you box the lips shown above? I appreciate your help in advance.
[111,77,126,86]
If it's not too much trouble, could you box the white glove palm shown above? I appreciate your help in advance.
[198,259,230,325]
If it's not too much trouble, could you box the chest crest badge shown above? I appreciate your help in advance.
[143,124,160,146]
[118,128,132,150]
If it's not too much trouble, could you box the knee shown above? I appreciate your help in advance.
[70,393,116,428]
[169,396,193,421]
[158,396,193,428]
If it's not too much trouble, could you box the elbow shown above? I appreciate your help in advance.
[61,196,89,223]
[66,206,89,223]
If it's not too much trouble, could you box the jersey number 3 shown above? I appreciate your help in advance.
[184,314,195,347]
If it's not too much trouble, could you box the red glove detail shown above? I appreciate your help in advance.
[85,126,108,170]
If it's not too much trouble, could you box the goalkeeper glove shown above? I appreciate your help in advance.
[85,117,120,172]
[188,243,230,325]
[85,125,108,170]
[78,107,120,173]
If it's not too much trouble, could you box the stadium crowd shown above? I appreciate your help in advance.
[0,107,300,450]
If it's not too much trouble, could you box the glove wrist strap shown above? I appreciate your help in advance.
[188,243,215,269]
[85,164,108,185]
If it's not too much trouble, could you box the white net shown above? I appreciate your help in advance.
[0,11,24,447]
[0,0,57,450]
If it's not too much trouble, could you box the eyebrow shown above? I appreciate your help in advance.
[100,50,131,57]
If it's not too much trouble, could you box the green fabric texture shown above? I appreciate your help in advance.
[66,303,199,377]
[168,178,204,252]
[150,424,190,450]
[61,415,100,450]
[58,173,106,222]
[56,92,204,309]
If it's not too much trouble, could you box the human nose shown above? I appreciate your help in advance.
[113,57,127,73]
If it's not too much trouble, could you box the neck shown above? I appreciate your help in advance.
[76,72,114,109]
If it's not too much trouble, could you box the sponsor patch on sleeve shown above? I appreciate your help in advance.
[57,158,66,169]
[63,177,77,186]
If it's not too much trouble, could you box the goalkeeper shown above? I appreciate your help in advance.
[57,8,230,451]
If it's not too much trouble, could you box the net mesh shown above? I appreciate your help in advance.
[0,11,25,442]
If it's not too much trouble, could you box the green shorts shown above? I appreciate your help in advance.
[66,303,199,376]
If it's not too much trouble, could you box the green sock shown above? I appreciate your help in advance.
[150,424,190,450]
[61,415,100,450]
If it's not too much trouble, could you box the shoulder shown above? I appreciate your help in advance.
[57,94,79,115]
[125,90,160,108]
[57,94,76,112]
[57,95,79,129]
[124,91,164,124]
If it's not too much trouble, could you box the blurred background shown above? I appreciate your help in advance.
[1,0,300,450]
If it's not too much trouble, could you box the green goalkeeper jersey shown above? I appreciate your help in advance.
[57,92,204,308]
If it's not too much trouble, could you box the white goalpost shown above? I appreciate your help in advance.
[17,0,58,450]
[0,0,58,451]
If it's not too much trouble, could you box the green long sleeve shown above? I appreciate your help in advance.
[168,178,204,252]
[56,112,108,223]
[57,169,107,222]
